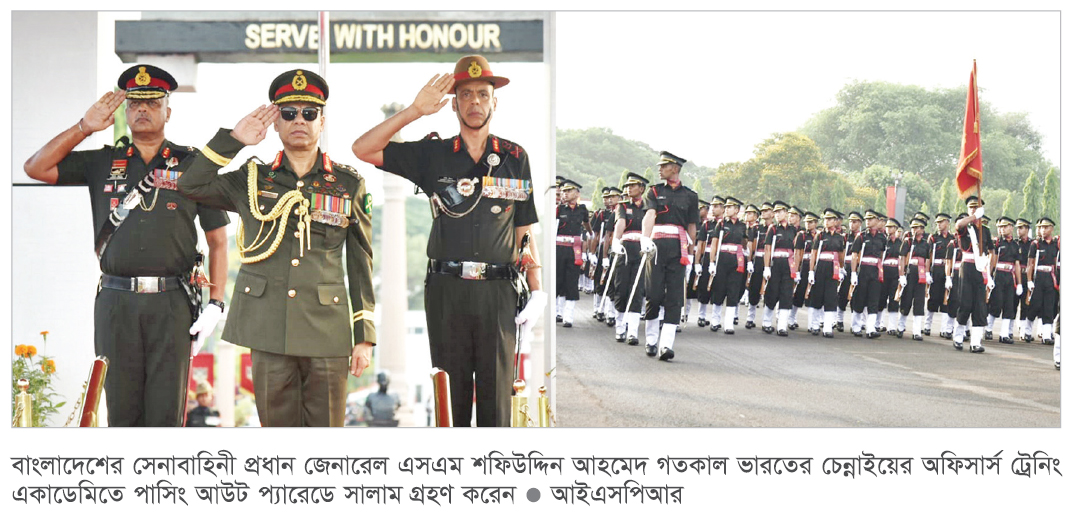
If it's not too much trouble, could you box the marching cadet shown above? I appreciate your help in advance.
[881,219,904,335]
[1014,218,1034,341]
[180,69,375,427]
[924,213,954,336]
[944,214,966,343]
[24,64,231,427]
[837,211,863,332]
[640,151,698,360]
[987,217,1023,344]
[600,187,623,325]
[555,179,589,327]
[808,209,846,338]
[742,204,765,329]
[850,209,887,338]
[611,172,650,345]
[790,210,817,332]
[591,187,617,323]
[695,197,722,327]
[1026,217,1059,346]
[707,196,749,334]
[951,196,993,353]
[351,55,545,427]
[761,201,803,336]
[899,218,932,340]
[685,199,714,325]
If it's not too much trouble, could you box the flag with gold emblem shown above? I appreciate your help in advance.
[956,60,983,199]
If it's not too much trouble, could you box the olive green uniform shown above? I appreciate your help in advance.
[178,129,376,426]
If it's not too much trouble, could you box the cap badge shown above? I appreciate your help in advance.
[135,66,151,86]
[468,61,483,78]
[292,71,307,91]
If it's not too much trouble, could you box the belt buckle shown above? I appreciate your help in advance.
[461,261,487,280]
[135,277,160,293]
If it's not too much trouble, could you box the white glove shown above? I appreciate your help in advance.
[611,239,626,255]
[839,268,846,281]
[794,274,801,285]
[688,255,694,266]
[808,271,816,284]
[987,276,995,290]
[640,236,656,255]
[740,290,750,305]
[709,263,717,276]
[189,303,224,357]
[851,272,859,286]
[1016,284,1024,296]
[747,261,755,274]
[945,276,953,290]
[975,259,988,273]
[927,274,934,285]
[589,253,598,263]
[694,264,702,274]
[899,276,907,287]
[1028,280,1035,292]
[974,207,985,220]
[763,266,772,280]
[602,258,610,268]
[515,290,548,347]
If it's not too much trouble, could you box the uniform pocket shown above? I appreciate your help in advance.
[317,284,348,306]
[236,270,268,297]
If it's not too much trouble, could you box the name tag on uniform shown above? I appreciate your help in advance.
[109,160,128,181]
[258,190,279,199]
[481,177,531,201]
[152,168,182,190]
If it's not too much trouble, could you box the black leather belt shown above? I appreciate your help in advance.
[101,274,181,293]
[429,260,514,280]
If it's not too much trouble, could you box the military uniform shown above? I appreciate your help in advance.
[924,216,954,336]
[809,210,846,337]
[988,218,1022,343]
[850,212,887,338]
[836,212,862,332]
[790,212,818,331]
[880,221,904,334]
[1014,219,1034,340]
[761,202,803,335]
[642,151,698,360]
[743,204,766,329]
[179,70,376,426]
[899,221,931,339]
[591,190,618,324]
[944,229,965,341]
[1026,219,1059,344]
[694,200,720,327]
[612,173,650,345]
[953,197,993,352]
[51,65,230,427]
[555,181,588,326]
[708,198,749,334]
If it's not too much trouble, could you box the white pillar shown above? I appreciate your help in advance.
[379,103,412,424]
[215,341,236,427]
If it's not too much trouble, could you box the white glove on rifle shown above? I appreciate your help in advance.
[926,274,933,285]
[602,258,610,268]
[189,303,224,358]
[709,263,717,276]
[808,270,815,285]
[987,276,995,290]
[1016,284,1024,296]
[899,276,907,287]
[640,236,656,255]
[747,261,755,274]
[839,267,846,281]
[763,266,772,280]
[945,276,953,290]
[1027,280,1035,292]
[851,272,859,286]
[611,239,626,255]
[515,290,548,347]
[694,264,702,274]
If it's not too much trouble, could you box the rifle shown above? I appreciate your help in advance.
[759,234,777,297]
[705,225,725,290]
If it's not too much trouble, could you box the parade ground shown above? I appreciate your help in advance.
[557,303,1060,428]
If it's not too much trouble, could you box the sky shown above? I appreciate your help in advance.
[555,11,1061,170]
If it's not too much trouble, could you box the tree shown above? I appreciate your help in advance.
[1001,192,1015,220]
[919,200,930,217]
[936,177,954,216]
[591,177,607,207]
[618,168,631,189]
[1042,167,1059,228]
[874,188,887,214]
[1018,170,1041,223]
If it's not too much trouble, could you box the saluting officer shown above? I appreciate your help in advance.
[611,172,650,346]
[179,69,375,427]
[951,196,993,353]
[761,201,803,336]
[742,204,764,329]
[24,64,231,427]
[837,211,863,332]
[899,218,932,340]
[640,151,698,360]
[850,210,887,338]
[554,179,589,327]
[1014,218,1034,341]
[351,55,545,427]
[708,197,749,334]
[695,196,722,327]
[808,209,846,338]
[924,213,954,336]
[1026,217,1059,346]
[987,217,1024,344]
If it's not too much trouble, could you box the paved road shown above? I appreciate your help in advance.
[556,300,1060,427]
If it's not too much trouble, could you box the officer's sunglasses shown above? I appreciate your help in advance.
[279,106,321,122]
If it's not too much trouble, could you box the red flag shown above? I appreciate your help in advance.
[956,60,982,199]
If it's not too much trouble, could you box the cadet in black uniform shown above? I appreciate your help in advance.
[708,197,749,334]
[695,197,721,327]
[24,64,230,427]
[761,201,802,336]
[899,218,931,340]
[1014,219,1035,341]
[640,151,698,360]
[944,215,966,342]
[1026,217,1059,345]
[181,70,376,427]
[554,180,589,327]
[951,196,993,353]
[808,209,846,338]
[611,172,650,345]
[837,211,863,332]
[924,214,954,336]
[880,219,904,335]
[592,187,620,325]
[686,200,716,325]
[790,210,817,331]
[850,210,887,338]
[988,217,1023,343]
[352,55,544,427]
[742,204,764,329]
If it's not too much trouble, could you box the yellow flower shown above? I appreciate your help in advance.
[42,359,56,374]
[40,331,49,337]
[15,344,27,357]
[26,345,37,358]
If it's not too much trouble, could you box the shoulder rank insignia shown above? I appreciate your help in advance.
[452,136,460,153]
[322,153,333,172]
[272,152,283,170]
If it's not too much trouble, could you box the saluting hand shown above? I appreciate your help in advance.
[81,91,127,134]
[411,73,455,116]
[231,104,279,146]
